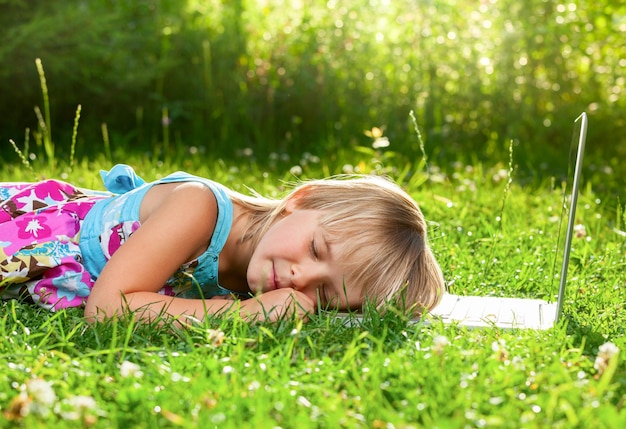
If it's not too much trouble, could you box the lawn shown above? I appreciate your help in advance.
[1,147,624,428]
[2,1,624,425]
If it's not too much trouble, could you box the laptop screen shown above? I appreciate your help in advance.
[551,112,588,322]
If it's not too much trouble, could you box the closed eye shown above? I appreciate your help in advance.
[310,238,319,260]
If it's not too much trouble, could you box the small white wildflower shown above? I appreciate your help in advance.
[594,342,620,375]
[210,412,227,424]
[491,339,506,353]
[429,172,447,183]
[599,342,619,357]
[171,372,190,383]
[372,136,390,149]
[432,335,450,355]
[26,379,57,416]
[289,165,303,176]
[120,361,143,378]
[574,224,587,239]
[489,396,504,405]
[27,379,56,407]
[491,339,509,362]
[57,395,98,420]
[296,396,312,408]
[222,365,234,374]
[69,395,97,410]
[492,168,509,183]
[342,164,355,174]
[206,329,225,346]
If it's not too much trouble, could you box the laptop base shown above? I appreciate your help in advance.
[427,293,558,329]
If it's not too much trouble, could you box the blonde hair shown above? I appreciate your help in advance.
[227,176,445,318]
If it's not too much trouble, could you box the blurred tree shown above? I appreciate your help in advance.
[0,0,623,177]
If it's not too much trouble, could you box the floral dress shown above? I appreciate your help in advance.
[1,165,236,311]
[0,180,106,310]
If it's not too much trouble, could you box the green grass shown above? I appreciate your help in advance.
[1,152,624,428]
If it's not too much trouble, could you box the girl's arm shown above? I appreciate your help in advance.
[84,182,313,324]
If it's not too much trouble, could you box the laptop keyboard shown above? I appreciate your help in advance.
[429,294,557,329]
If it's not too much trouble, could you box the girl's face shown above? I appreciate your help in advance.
[246,203,363,310]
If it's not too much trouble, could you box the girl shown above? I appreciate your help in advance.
[0,164,445,324]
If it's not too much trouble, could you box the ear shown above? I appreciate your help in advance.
[284,196,299,214]
[284,187,309,214]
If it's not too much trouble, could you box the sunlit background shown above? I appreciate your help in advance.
[1,0,624,186]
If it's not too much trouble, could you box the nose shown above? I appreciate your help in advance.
[290,262,321,292]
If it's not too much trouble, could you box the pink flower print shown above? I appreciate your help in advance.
[33,180,78,203]
[106,224,125,257]
[100,221,141,259]
[61,200,99,220]
[16,215,52,240]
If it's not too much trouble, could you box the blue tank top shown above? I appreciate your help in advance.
[78,164,235,298]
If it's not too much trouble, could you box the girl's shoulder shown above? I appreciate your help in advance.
[141,181,219,223]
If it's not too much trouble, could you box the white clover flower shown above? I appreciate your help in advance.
[69,395,97,410]
[594,342,620,375]
[25,379,57,416]
[297,396,312,408]
[598,342,620,357]
[432,335,450,355]
[491,339,509,362]
[492,168,509,183]
[120,361,143,378]
[206,329,225,346]
[57,395,99,420]
[491,339,506,353]
[170,372,190,383]
[27,379,56,406]
[342,164,355,174]
[289,165,303,176]
[574,224,587,239]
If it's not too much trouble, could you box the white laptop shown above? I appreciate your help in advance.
[427,112,588,329]
[334,113,588,329]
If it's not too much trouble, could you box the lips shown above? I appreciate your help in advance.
[270,263,279,291]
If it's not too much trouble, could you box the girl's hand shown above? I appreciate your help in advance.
[241,289,315,322]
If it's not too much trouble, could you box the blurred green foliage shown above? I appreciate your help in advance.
[1,0,624,175]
